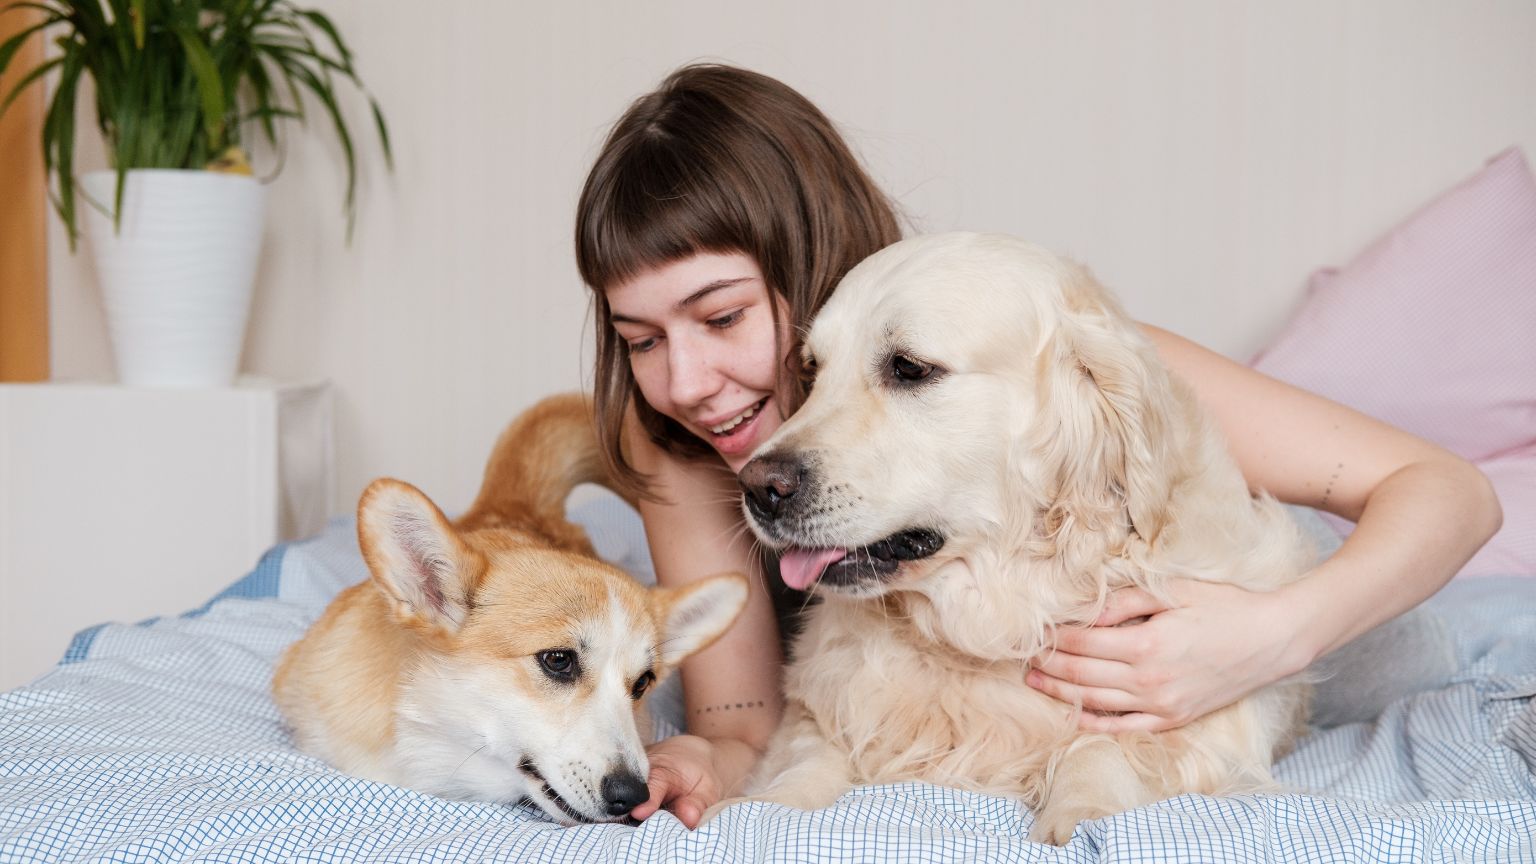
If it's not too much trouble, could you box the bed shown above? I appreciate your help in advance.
[1,489,1534,863]
[6,144,1536,862]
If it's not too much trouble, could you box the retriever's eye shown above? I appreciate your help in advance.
[891,354,935,382]
[798,356,818,392]
[537,650,579,682]
[630,670,656,700]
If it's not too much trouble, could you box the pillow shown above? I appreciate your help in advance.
[1251,147,1536,577]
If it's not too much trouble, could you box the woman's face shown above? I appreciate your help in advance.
[606,251,790,473]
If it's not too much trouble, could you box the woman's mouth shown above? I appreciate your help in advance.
[704,397,770,456]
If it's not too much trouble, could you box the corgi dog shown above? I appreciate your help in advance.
[272,393,748,824]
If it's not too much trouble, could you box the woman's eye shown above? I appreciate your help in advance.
[626,336,658,354]
[706,309,744,329]
[630,670,656,700]
[537,650,580,682]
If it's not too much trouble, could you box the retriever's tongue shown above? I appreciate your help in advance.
[777,547,847,590]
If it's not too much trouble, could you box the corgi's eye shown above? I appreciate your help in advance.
[630,670,656,701]
[537,649,579,682]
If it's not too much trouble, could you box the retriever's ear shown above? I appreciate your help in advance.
[357,478,480,632]
[1032,265,1178,546]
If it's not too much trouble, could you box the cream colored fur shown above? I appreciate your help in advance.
[730,233,1313,844]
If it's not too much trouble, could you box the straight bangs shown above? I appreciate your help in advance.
[576,118,766,294]
[576,93,792,499]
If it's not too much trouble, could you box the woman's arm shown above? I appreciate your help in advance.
[1026,325,1502,732]
[620,412,784,826]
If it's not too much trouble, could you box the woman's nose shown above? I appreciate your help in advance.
[667,338,723,407]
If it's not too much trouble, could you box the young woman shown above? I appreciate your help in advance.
[573,64,1502,828]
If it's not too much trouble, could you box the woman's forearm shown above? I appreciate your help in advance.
[1283,456,1502,664]
[705,734,769,797]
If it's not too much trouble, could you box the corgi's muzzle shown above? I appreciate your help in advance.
[519,758,650,824]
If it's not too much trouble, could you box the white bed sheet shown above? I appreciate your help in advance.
[2,495,1534,863]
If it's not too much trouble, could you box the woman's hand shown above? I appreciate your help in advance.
[631,733,761,828]
[630,735,721,827]
[1025,578,1317,733]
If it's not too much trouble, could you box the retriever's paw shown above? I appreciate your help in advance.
[1027,803,1088,846]
[699,796,751,825]
[701,785,844,825]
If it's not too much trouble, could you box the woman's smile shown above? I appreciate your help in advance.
[702,396,773,461]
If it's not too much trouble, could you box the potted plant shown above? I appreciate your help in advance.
[0,0,390,387]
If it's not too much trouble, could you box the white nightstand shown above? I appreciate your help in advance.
[0,378,334,690]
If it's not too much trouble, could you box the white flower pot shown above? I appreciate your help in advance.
[81,169,267,388]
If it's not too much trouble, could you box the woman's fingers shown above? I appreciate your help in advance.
[1027,667,1187,731]
[631,762,679,821]
[1094,585,1172,626]
[1052,620,1155,663]
[671,793,706,829]
[1025,667,1141,714]
[1031,647,1135,691]
[634,746,710,824]
[1078,711,1175,734]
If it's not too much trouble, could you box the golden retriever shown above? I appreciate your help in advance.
[729,232,1312,844]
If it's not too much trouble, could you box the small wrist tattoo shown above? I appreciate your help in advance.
[1320,462,1343,508]
[694,699,767,715]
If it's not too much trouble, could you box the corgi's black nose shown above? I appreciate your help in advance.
[601,770,649,817]
[740,452,803,521]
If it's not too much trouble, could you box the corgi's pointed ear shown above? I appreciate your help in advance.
[653,573,749,666]
[357,478,478,631]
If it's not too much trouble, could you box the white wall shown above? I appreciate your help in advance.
[47,0,1536,516]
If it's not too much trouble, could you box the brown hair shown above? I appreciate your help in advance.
[575,63,902,496]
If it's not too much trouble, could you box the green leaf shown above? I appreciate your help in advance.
[243,49,279,145]
[0,53,60,122]
[0,2,68,17]
[369,97,390,171]
[48,44,85,247]
[294,8,350,68]
[172,23,227,149]
[241,104,298,123]
[0,15,60,83]
[278,54,357,228]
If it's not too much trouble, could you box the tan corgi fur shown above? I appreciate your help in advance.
[272,393,748,824]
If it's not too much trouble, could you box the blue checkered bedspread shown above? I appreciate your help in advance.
[2,494,1534,863]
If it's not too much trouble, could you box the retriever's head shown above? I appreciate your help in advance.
[739,232,1180,605]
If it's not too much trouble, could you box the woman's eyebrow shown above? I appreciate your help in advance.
[611,277,754,324]
[674,277,753,312]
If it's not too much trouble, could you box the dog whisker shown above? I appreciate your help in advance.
[710,521,779,600]
[449,742,490,783]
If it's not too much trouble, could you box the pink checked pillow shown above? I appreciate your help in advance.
[1251,147,1536,576]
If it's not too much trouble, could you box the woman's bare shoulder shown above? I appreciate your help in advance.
[621,402,739,501]
[617,403,756,582]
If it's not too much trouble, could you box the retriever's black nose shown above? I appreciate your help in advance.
[739,453,803,520]
[601,770,649,817]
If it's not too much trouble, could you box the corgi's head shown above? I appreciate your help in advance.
[357,478,748,824]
